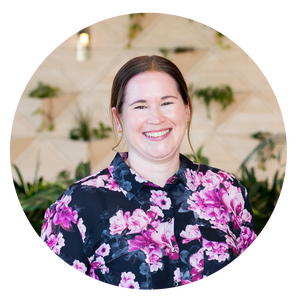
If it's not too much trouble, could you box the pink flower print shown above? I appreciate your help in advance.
[105,177,122,192]
[202,238,229,262]
[119,272,140,289]
[225,234,238,255]
[143,247,163,272]
[237,226,257,253]
[130,168,147,183]
[41,206,55,241]
[95,256,109,274]
[242,209,252,223]
[128,234,147,252]
[127,209,151,234]
[202,170,222,190]
[221,186,244,229]
[180,225,202,244]
[218,170,234,184]
[187,192,209,219]
[53,195,78,230]
[96,243,111,257]
[77,218,86,241]
[150,190,171,210]
[81,174,109,187]
[46,233,65,255]
[165,244,180,260]
[184,169,203,191]
[173,268,181,283]
[72,259,87,274]
[189,248,204,281]
[146,205,164,221]
[75,171,99,183]
[109,210,130,235]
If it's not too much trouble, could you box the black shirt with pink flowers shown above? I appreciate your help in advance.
[41,152,257,289]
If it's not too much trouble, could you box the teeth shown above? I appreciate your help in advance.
[144,129,170,138]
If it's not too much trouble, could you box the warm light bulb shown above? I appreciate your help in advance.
[79,33,89,47]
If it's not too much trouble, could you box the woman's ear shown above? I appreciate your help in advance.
[112,107,122,132]
[185,99,191,120]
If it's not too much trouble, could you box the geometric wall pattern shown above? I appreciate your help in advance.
[10,13,286,184]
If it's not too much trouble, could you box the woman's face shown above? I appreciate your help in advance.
[112,71,190,163]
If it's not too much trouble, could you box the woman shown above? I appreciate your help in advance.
[41,55,257,289]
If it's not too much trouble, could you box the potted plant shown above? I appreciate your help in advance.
[29,82,60,131]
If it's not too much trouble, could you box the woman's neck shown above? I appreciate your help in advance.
[125,152,180,188]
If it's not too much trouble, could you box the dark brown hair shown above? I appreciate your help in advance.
[110,55,196,160]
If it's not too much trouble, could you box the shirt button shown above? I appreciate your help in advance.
[173,281,178,287]
[167,217,172,223]
[171,247,176,252]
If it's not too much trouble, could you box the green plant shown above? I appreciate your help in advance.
[190,85,234,118]
[13,160,92,236]
[69,108,93,141]
[185,145,210,166]
[239,165,284,234]
[13,163,67,235]
[240,132,286,171]
[29,81,60,131]
[127,13,145,48]
[216,31,230,49]
[159,46,195,58]
[69,108,112,141]
[92,122,112,139]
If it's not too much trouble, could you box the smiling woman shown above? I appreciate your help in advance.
[41,55,257,289]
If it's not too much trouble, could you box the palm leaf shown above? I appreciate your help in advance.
[12,163,27,194]
[240,132,286,168]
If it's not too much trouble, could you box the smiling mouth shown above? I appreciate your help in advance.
[143,129,171,138]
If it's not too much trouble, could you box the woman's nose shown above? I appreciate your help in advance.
[147,107,165,124]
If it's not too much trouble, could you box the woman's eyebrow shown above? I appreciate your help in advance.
[128,95,178,107]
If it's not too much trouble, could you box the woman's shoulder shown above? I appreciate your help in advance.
[51,167,111,206]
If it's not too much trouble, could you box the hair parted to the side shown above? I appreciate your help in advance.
[110,55,199,165]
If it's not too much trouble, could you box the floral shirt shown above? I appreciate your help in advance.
[41,152,257,289]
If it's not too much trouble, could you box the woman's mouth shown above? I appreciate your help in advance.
[143,129,171,138]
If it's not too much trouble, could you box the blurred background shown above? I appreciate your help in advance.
[10,13,286,235]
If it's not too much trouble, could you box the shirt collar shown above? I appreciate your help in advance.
[109,152,198,201]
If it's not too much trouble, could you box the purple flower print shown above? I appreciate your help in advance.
[150,190,171,210]
[237,226,257,253]
[180,225,202,244]
[53,195,78,230]
[72,259,87,274]
[81,174,109,187]
[96,243,111,257]
[109,210,130,235]
[184,169,203,191]
[202,238,229,262]
[119,272,140,289]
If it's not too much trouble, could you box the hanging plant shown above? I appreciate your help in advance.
[215,31,230,49]
[69,108,112,141]
[159,46,195,58]
[127,13,145,48]
[190,84,234,118]
[29,81,60,131]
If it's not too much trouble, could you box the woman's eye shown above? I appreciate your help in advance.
[162,102,173,106]
[134,105,147,109]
